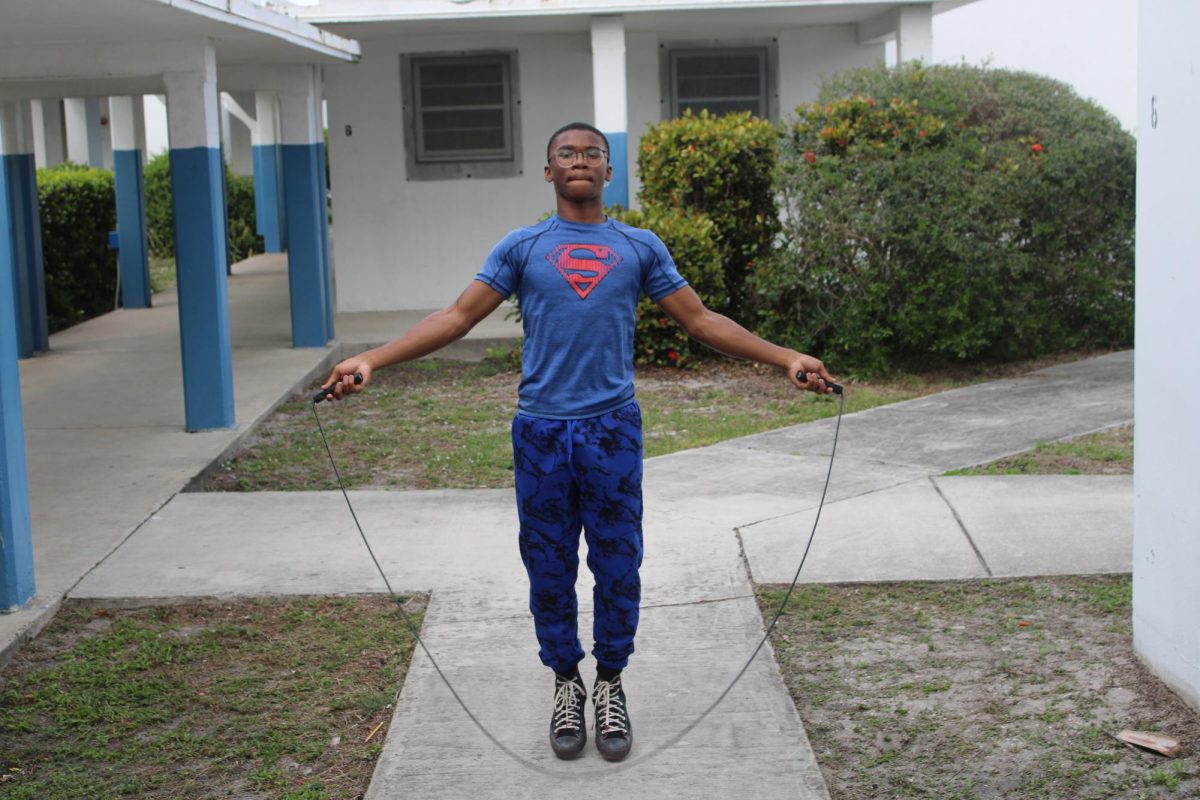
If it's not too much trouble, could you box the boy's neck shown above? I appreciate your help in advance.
[555,198,606,225]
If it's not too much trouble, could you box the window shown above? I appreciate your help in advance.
[402,51,522,180]
[665,44,775,120]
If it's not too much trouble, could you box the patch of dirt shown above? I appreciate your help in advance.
[760,577,1200,799]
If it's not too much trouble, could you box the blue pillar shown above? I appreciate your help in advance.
[2,153,48,358]
[170,146,235,430]
[0,167,36,611]
[252,144,286,252]
[165,47,235,431]
[315,141,334,339]
[602,131,628,209]
[113,149,151,308]
[282,142,332,347]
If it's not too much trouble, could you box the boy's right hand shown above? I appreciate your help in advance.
[319,357,374,401]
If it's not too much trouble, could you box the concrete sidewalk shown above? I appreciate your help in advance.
[2,253,519,665]
[68,349,1132,797]
[3,247,1134,798]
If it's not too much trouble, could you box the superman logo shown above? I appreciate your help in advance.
[547,243,623,300]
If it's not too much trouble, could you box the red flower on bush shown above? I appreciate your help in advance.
[667,350,679,362]
[1031,143,1044,154]
[804,151,816,164]
[918,129,928,138]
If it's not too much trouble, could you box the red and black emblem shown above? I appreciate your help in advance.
[547,243,622,300]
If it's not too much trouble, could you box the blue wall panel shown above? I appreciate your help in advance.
[169,146,235,431]
[602,131,629,209]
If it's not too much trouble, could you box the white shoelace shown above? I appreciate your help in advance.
[553,678,585,733]
[593,679,628,736]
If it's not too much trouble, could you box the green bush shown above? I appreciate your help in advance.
[224,171,262,263]
[754,64,1135,373]
[36,164,118,332]
[611,206,724,367]
[143,152,264,263]
[143,152,173,257]
[637,111,778,322]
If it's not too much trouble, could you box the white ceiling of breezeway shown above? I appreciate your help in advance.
[0,0,359,65]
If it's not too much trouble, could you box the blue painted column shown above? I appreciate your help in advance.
[281,68,333,348]
[314,139,334,338]
[110,96,151,309]
[164,47,236,431]
[1,101,48,358]
[591,16,629,208]
[253,92,286,253]
[0,104,36,611]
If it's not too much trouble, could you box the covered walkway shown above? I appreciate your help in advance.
[1,252,519,663]
[1,0,362,613]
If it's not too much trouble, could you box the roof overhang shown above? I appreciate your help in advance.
[0,0,360,99]
[293,0,974,36]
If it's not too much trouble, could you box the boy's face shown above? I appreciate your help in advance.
[544,129,612,203]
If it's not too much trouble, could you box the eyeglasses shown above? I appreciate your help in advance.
[551,147,608,167]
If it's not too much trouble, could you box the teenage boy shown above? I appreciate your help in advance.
[320,121,836,762]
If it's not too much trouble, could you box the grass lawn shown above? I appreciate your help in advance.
[0,595,425,800]
[947,424,1133,476]
[758,577,1198,799]
[758,395,1163,797]
[200,350,1113,492]
[149,256,176,294]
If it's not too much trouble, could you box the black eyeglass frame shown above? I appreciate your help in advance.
[549,147,609,167]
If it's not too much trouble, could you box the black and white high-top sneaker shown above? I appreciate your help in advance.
[550,673,588,759]
[592,674,632,762]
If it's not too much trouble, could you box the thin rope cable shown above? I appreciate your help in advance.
[312,389,844,774]
[312,403,555,775]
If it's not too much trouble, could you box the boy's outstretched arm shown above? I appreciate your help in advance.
[320,281,507,400]
[657,286,836,394]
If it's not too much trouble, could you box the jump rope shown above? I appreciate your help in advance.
[311,370,844,775]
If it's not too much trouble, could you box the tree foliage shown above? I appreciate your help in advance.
[751,63,1135,373]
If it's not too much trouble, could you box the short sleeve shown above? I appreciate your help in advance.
[641,232,689,302]
[475,232,523,298]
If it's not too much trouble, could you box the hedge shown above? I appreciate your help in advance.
[611,206,724,367]
[144,152,263,263]
[36,164,118,333]
[637,111,778,322]
[753,63,1135,373]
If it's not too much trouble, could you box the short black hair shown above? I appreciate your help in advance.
[546,122,610,161]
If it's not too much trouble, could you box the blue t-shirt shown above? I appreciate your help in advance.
[475,214,688,419]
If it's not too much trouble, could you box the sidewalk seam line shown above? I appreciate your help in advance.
[929,476,993,578]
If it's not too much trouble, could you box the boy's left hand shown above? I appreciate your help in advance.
[787,354,837,394]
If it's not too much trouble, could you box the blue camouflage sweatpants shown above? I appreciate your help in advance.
[511,401,644,674]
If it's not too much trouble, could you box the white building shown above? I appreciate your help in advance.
[289,0,969,311]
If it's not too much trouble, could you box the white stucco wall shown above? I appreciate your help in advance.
[779,25,883,115]
[324,33,592,311]
[1132,1,1200,713]
[325,23,882,311]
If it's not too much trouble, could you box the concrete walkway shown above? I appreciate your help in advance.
[2,253,518,661]
[5,252,1133,797]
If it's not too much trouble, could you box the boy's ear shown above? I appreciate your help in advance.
[544,163,554,182]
